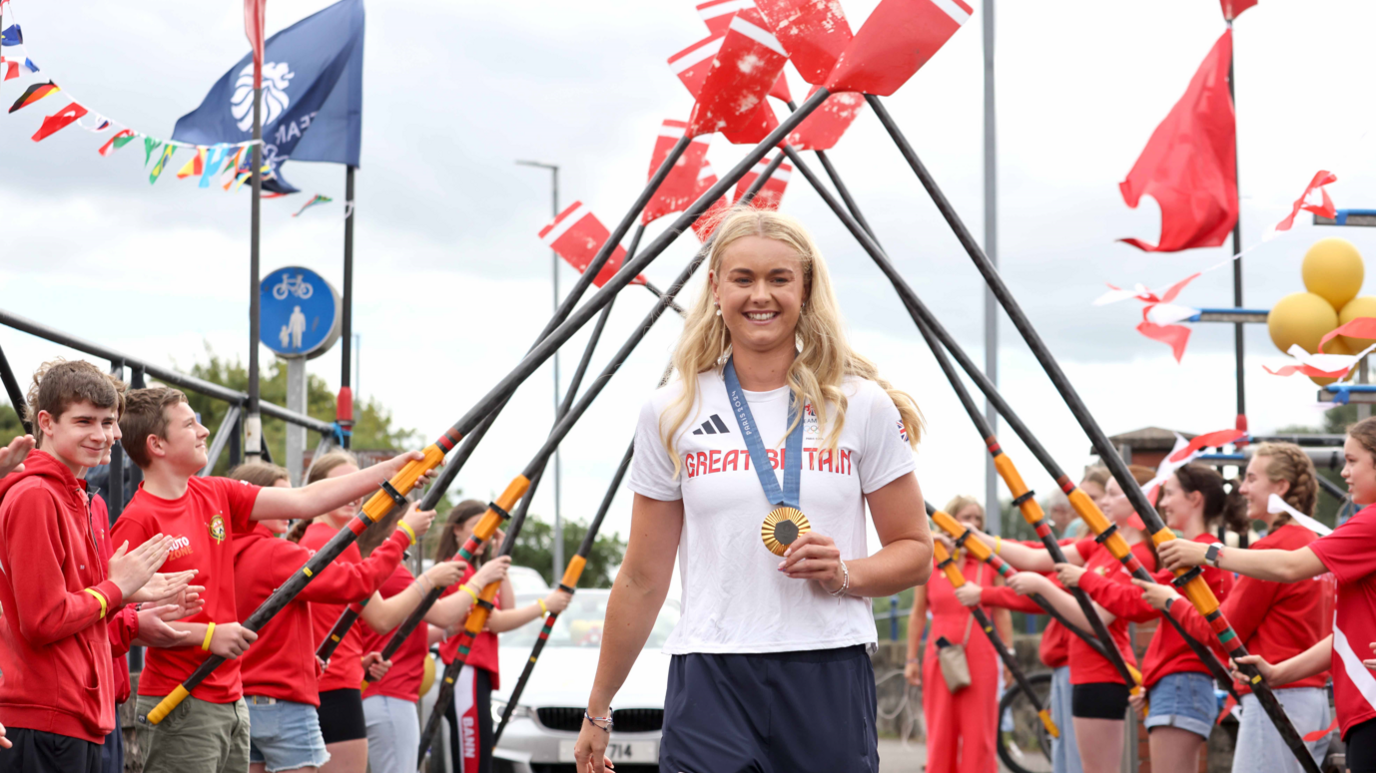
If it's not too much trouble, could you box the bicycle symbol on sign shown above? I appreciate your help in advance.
[272,273,315,301]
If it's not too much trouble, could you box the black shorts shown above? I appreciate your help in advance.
[1346,717,1376,773]
[1071,682,1131,720]
[0,727,101,773]
[317,688,368,744]
[661,645,878,773]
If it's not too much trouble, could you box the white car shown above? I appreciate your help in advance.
[492,589,680,773]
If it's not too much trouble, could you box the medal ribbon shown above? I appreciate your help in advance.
[723,357,803,509]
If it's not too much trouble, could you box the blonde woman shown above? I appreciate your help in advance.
[573,209,931,773]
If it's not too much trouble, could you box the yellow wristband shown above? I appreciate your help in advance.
[397,521,417,546]
[202,622,216,652]
[995,536,1003,555]
[83,588,108,619]
[459,584,479,603]
[538,598,549,616]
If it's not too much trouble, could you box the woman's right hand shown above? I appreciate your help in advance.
[1232,654,1278,686]
[903,659,921,686]
[1128,689,1147,718]
[952,583,983,608]
[1006,572,1047,597]
[401,503,438,537]
[472,555,512,588]
[574,713,616,773]
[424,561,466,589]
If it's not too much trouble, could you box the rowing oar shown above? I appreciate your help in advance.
[780,139,1242,702]
[493,441,633,744]
[415,207,729,768]
[927,505,1106,661]
[863,95,1315,772]
[931,540,1059,740]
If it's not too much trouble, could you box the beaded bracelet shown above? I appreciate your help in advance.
[584,711,613,732]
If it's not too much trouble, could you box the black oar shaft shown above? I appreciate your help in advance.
[865,95,1312,772]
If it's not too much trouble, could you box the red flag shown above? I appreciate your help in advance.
[692,162,731,242]
[687,8,789,138]
[642,119,712,225]
[1,58,15,81]
[1220,0,1257,21]
[1271,170,1337,236]
[1137,307,1191,363]
[733,156,792,210]
[825,0,972,96]
[31,101,86,142]
[244,0,265,89]
[540,203,646,288]
[786,88,865,151]
[756,0,854,85]
[1168,429,1248,463]
[1120,31,1237,252]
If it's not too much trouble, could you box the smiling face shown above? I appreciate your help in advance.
[38,399,116,474]
[1158,474,1202,531]
[1342,435,1376,506]
[709,235,808,359]
[1239,454,1289,524]
[1103,478,1136,525]
[149,401,211,476]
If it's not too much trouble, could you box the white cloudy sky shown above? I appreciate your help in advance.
[4,0,1376,549]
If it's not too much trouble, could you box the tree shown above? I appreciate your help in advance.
[0,402,22,446]
[505,516,627,589]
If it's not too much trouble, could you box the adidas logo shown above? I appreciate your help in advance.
[692,414,731,435]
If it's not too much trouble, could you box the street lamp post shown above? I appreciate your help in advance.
[516,160,563,578]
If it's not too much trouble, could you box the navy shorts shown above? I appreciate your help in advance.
[661,645,878,773]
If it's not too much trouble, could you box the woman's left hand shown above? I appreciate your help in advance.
[1054,563,1087,589]
[952,583,983,608]
[779,532,844,592]
[362,652,392,681]
[1131,578,1180,611]
[1158,539,1209,572]
[1006,572,1047,597]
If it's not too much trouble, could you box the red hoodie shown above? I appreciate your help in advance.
[234,523,410,705]
[0,452,126,743]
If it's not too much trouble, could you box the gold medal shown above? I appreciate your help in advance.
[761,507,812,556]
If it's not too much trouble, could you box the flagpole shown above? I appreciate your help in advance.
[339,166,356,450]
[246,58,263,462]
[981,0,1000,535]
[1229,19,1245,434]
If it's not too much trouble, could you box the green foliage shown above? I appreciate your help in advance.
[506,516,627,589]
[178,345,418,475]
[0,401,22,446]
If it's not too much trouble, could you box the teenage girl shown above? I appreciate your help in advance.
[906,495,1010,773]
[574,209,930,773]
[1158,440,1353,771]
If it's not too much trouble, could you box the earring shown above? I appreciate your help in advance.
[715,305,722,317]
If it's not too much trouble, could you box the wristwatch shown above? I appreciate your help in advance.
[1204,543,1223,568]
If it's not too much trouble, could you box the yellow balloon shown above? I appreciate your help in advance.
[1269,292,1339,355]
[1309,336,1353,387]
[419,652,436,696]
[1302,237,1364,310]
[1339,296,1376,351]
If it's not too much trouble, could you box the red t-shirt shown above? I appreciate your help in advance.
[1308,504,1376,737]
[1066,538,1153,685]
[111,476,260,703]
[437,564,501,689]
[1079,532,1233,688]
[359,565,430,703]
[300,521,371,693]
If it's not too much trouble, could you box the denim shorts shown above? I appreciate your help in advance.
[246,696,331,773]
[1146,672,1218,740]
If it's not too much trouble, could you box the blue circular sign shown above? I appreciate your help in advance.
[260,266,341,359]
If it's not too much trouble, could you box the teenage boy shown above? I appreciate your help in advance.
[0,361,175,773]
[112,386,435,773]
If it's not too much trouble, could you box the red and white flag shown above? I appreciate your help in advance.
[0,58,16,81]
[825,0,972,96]
[687,8,790,138]
[733,156,792,210]
[642,119,713,225]
[1267,170,1338,239]
[692,162,731,242]
[756,0,854,85]
[786,88,865,151]
[540,202,646,288]
[31,101,86,142]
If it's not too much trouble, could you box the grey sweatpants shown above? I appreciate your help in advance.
[1231,688,1332,773]
[364,694,420,773]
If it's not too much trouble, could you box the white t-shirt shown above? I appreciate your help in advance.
[628,369,917,654]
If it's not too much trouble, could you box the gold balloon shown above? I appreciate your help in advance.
[419,652,436,696]
[1339,296,1376,351]
[1302,238,1364,310]
[1309,337,1353,387]
[1268,292,1339,355]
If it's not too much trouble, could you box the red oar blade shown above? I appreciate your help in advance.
[785,87,864,151]
[642,120,713,225]
[756,0,854,85]
[824,0,971,96]
[668,31,724,98]
[540,202,646,287]
[733,157,792,210]
[687,9,790,138]
[691,162,732,242]
[697,0,757,34]
[722,99,779,145]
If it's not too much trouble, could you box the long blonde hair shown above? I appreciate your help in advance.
[659,208,922,477]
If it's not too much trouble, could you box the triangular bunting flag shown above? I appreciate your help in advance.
[31,101,86,142]
[0,23,20,46]
[0,58,15,81]
[200,145,229,188]
[8,80,58,113]
[149,144,177,184]
[292,193,333,217]
[177,147,207,179]
[143,137,162,166]
[98,129,137,157]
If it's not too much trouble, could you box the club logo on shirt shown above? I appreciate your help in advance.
[691,414,732,435]
[1094,565,1110,576]
[804,403,820,438]
[208,515,227,544]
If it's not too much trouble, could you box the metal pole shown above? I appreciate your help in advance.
[286,358,306,486]
[246,69,264,462]
[981,0,1000,535]
[339,166,356,449]
[1229,20,1246,432]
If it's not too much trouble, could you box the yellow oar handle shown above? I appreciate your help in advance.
[145,685,190,725]
[360,445,447,523]
[1037,708,1060,739]
[560,555,587,589]
[360,679,370,691]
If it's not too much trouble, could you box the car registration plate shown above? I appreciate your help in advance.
[558,740,658,763]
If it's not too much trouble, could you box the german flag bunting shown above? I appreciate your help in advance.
[8,79,57,113]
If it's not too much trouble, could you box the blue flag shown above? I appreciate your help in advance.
[1,25,22,46]
[171,0,363,194]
